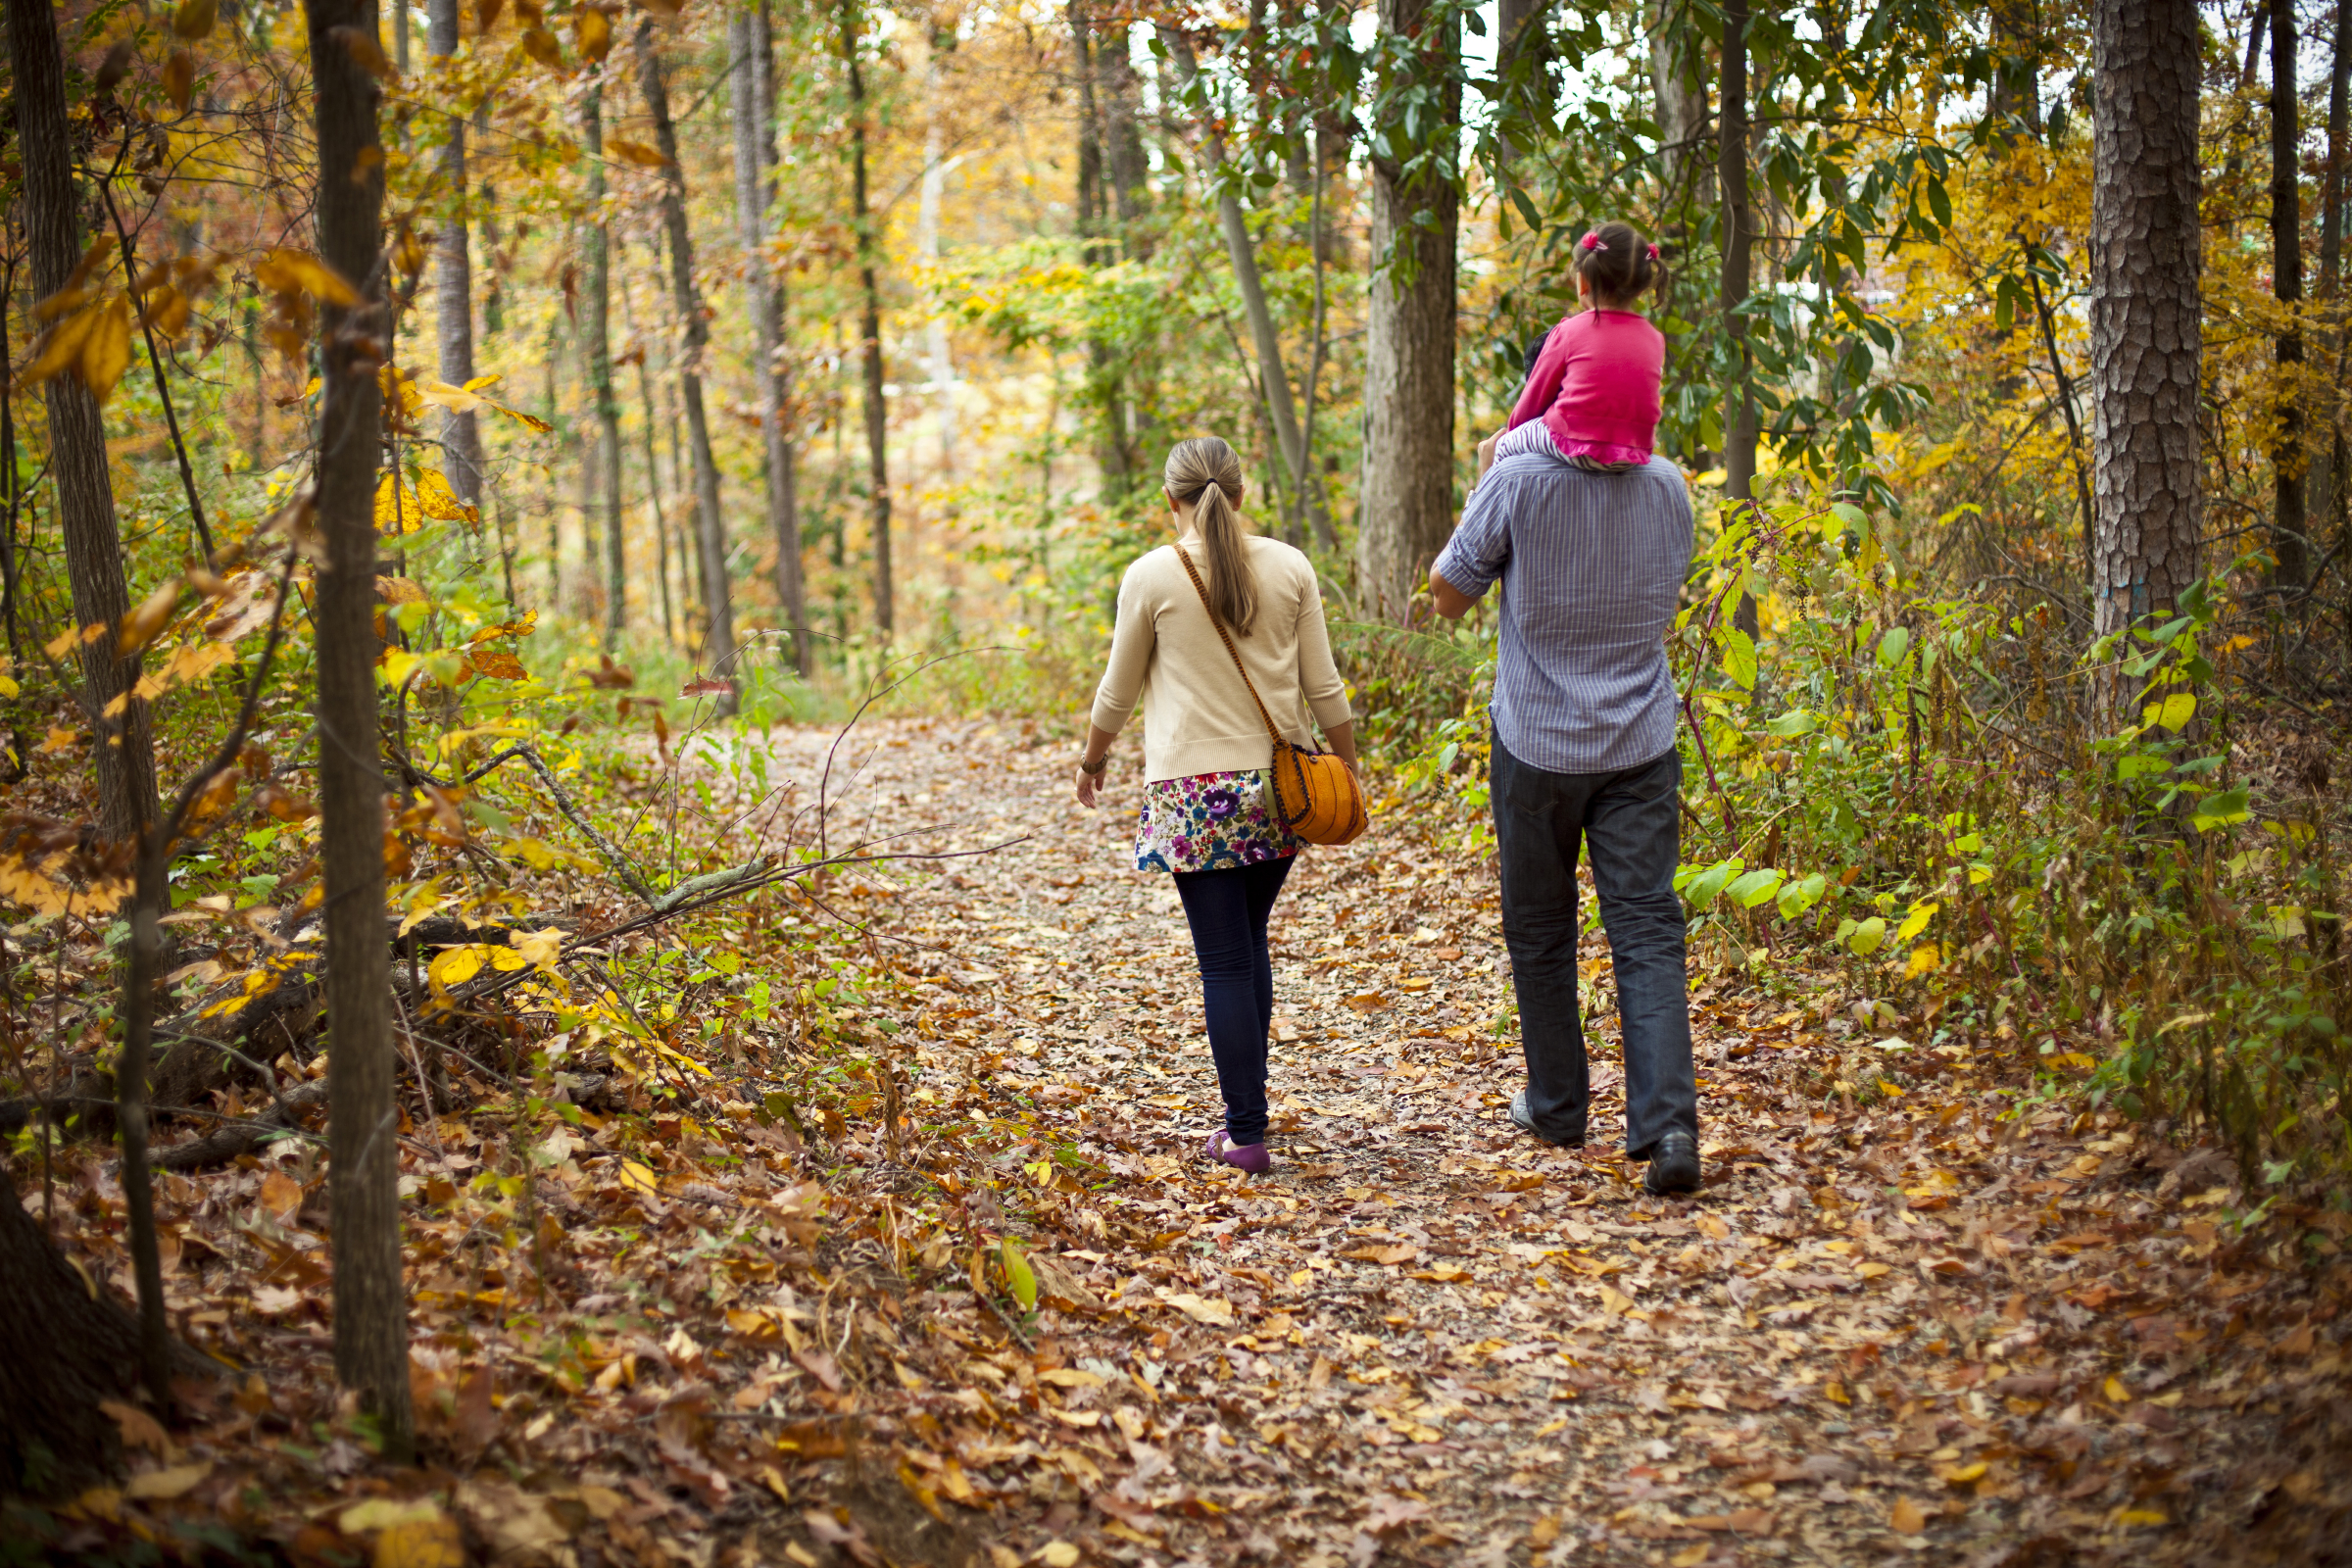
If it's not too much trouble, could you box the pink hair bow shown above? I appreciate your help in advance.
[1645,242,1661,262]
[1580,231,1605,252]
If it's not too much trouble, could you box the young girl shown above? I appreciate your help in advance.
[1491,220,1668,473]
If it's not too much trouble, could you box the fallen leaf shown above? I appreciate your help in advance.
[124,1461,211,1499]
[1889,1496,1926,1536]
[1162,1293,1235,1327]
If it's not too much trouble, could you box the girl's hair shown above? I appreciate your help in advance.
[1164,436,1258,636]
[1574,220,1668,308]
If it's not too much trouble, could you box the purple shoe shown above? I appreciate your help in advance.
[1205,1129,1271,1173]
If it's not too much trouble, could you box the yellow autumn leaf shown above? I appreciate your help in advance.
[253,247,359,306]
[1894,900,1938,944]
[511,927,565,972]
[23,304,103,388]
[617,1159,661,1196]
[574,8,612,60]
[414,466,476,522]
[607,137,672,169]
[1889,1495,1926,1535]
[428,945,488,988]
[519,24,565,70]
[172,0,219,38]
[163,49,196,112]
[78,297,133,403]
[375,1512,466,1568]
[118,581,183,656]
[1903,943,1941,979]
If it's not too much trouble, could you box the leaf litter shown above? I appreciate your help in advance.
[12,717,2350,1566]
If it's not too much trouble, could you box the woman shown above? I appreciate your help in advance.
[1074,437,1358,1174]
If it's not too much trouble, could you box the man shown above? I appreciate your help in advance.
[1428,436,1700,1196]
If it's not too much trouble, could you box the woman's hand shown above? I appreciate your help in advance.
[1475,429,1502,483]
[1075,764,1102,808]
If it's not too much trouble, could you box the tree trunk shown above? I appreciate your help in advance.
[2272,0,2308,588]
[2312,0,2347,549]
[428,0,483,509]
[1495,0,1549,164]
[636,18,739,705]
[917,52,963,480]
[304,0,415,1463]
[1719,0,1761,636]
[845,0,894,637]
[1650,0,1715,228]
[1159,24,1320,536]
[1101,20,1152,256]
[2090,0,2204,648]
[732,5,806,671]
[1355,0,1459,622]
[6,0,160,846]
[619,261,679,646]
[0,1182,155,1494]
[583,75,627,653]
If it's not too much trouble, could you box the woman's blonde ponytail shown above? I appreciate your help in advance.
[1164,437,1257,636]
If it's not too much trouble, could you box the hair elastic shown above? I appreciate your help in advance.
[1645,243,1661,262]
[1580,231,1605,252]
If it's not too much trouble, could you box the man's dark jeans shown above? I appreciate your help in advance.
[1491,733,1697,1157]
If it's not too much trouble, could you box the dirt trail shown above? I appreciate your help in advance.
[768,718,2350,1568]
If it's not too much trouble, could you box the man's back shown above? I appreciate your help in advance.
[1432,449,1694,775]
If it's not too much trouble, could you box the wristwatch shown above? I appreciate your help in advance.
[1078,755,1108,775]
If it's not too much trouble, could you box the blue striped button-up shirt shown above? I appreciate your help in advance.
[1431,450,1694,776]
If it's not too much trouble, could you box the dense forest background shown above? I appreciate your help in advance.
[0,0,2348,1554]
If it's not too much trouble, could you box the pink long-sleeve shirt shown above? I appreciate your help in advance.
[1505,309,1666,468]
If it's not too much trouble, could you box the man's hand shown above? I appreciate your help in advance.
[1430,566,1476,620]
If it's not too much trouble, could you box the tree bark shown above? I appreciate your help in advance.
[2272,0,2308,588]
[428,0,483,509]
[304,0,415,1463]
[6,0,160,846]
[1355,0,1460,622]
[1100,19,1152,256]
[0,1182,159,1494]
[1159,24,1320,537]
[2312,0,2347,548]
[1495,0,1549,165]
[583,75,627,652]
[636,18,739,705]
[2090,0,2204,647]
[1649,0,1715,259]
[844,0,894,637]
[732,5,806,671]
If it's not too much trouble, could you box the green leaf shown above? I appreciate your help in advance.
[1727,868,1785,908]
[1845,916,1887,956]
[1765,709,1817,737]
[1681,858,1744,909]
[1830,502,1867,532]
[2191,787,2252,832]
[1876,626,1912,667]
[1721,627,1758,691]
[1777,872,1828,920]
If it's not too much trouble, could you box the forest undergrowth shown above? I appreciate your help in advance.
[5,661,2350,1566]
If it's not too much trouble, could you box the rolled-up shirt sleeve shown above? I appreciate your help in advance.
[1432,478,1512,602]
[1089,562,1154,736]
[1294,571,1352,733]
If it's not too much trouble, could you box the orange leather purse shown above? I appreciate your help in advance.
[1174,547,1369,847]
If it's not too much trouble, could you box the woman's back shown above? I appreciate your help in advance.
[1093,533,1349,783]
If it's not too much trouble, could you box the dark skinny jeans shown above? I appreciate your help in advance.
[1172,855,1295,1147]
[1491,733,1697,1157]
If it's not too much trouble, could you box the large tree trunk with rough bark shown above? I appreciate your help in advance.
[732,5,806,671]
[1355,0,1459,622]
[6,0,160,846]
[845,0,894,637]
[428,0,482,508]
[2312,0,2348,547]
[0,1183,155,1494]
[304,0,415,1464]
[2271,0,2308,588]
[2089,0,2204,649]
[637,19,739,704]
[583,76,627,653]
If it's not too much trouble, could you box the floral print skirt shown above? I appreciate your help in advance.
[1135,768,1299,873]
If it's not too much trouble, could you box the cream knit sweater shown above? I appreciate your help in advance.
[1090,531,1352,783]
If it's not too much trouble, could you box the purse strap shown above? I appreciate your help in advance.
[1172,544,1287,750]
